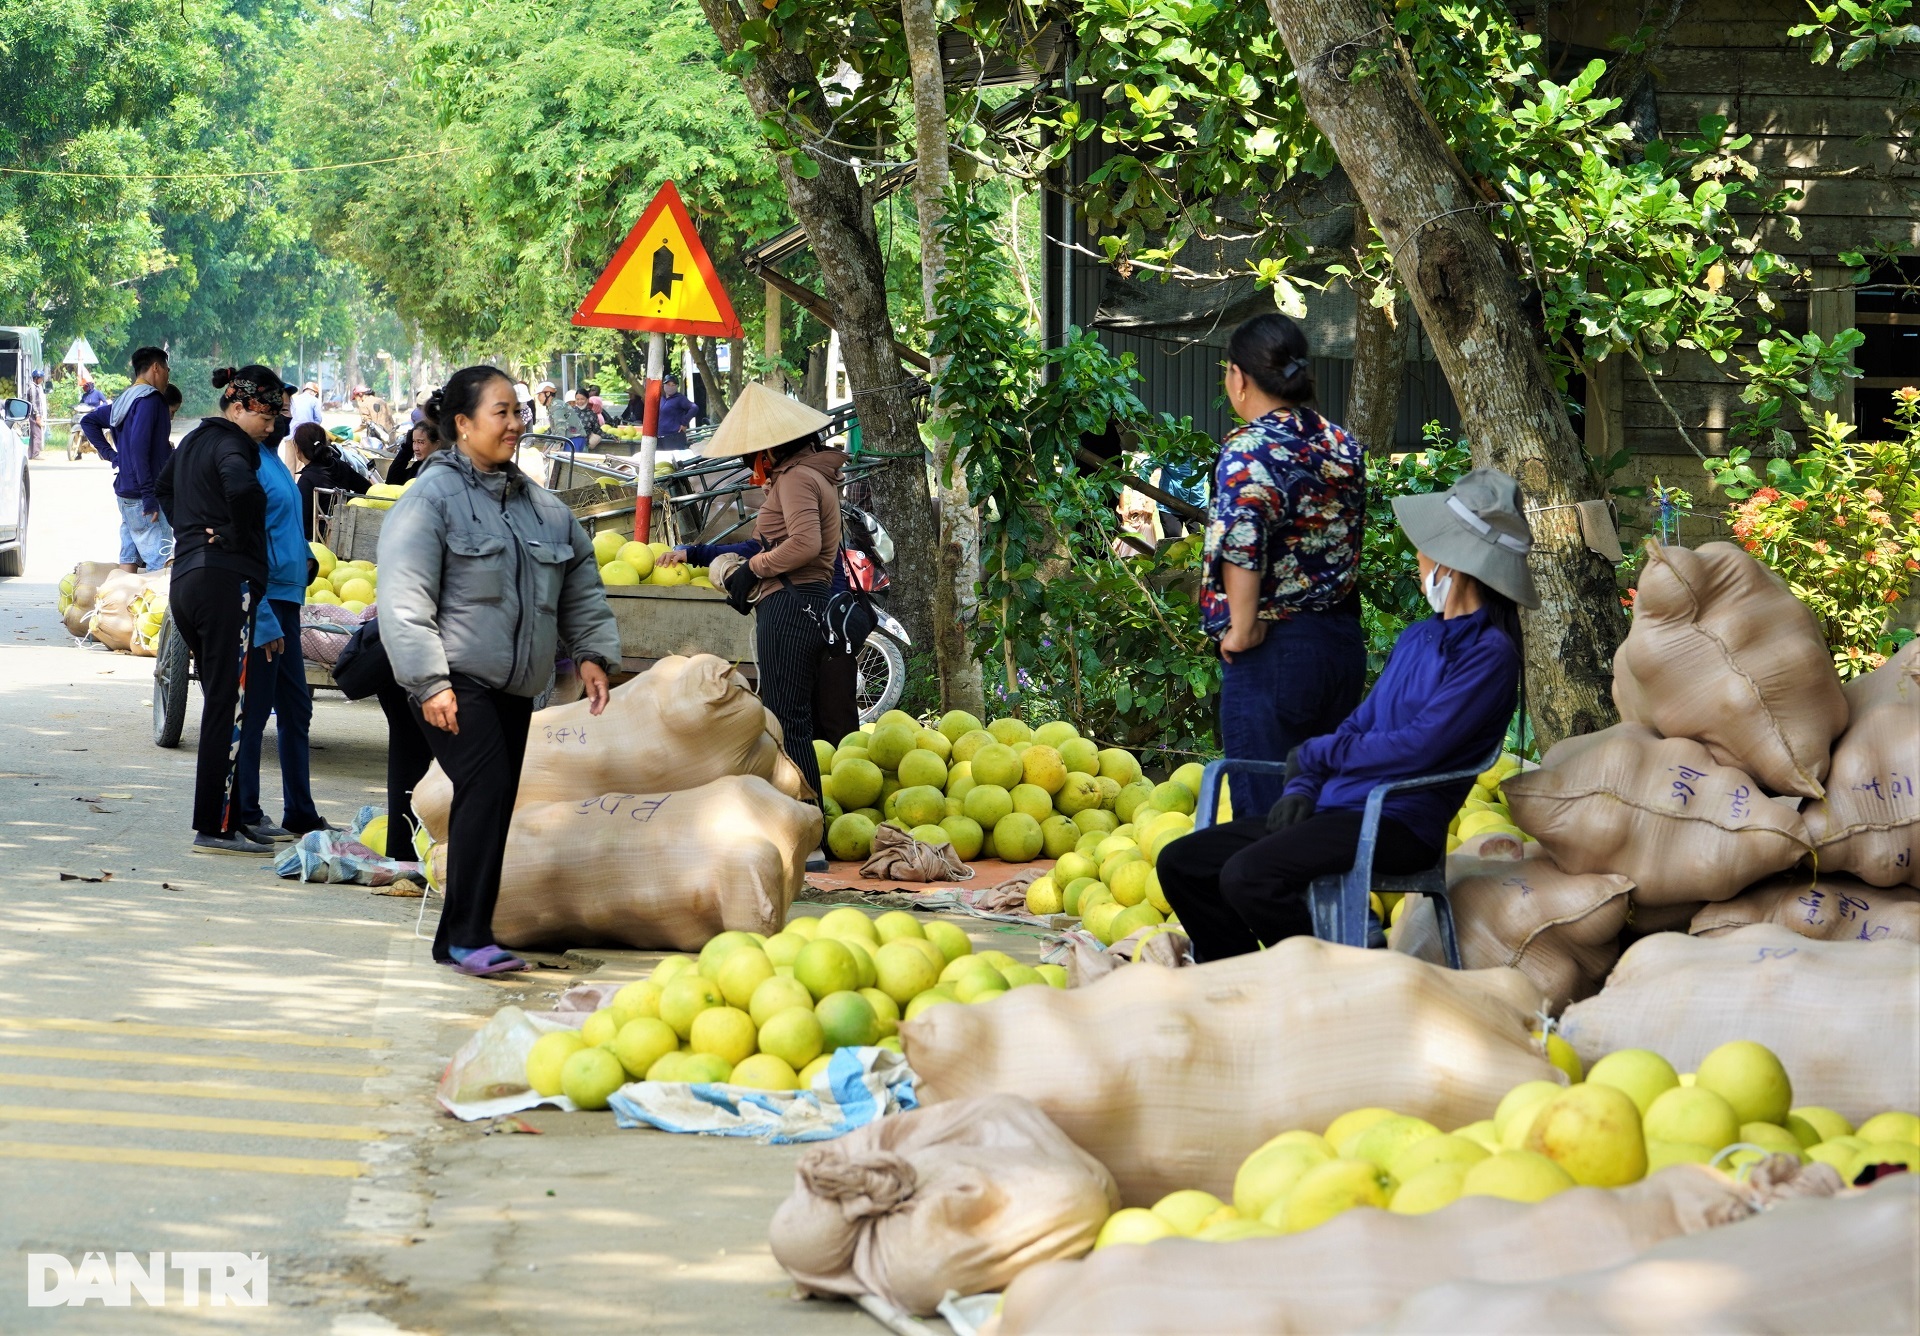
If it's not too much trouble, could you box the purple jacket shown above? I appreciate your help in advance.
[656,391,698,437]
[108,386,174,509]
[1284,606,1519,850]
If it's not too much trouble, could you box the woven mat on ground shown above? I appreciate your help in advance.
[804,861,1069,926]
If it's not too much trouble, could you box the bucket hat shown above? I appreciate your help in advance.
[698,381,832,459]
[1391,467,1539,608]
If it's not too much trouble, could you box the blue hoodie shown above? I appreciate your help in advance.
[250,443,308,645]
[108,383,173,510]
[1284,606,1519,850]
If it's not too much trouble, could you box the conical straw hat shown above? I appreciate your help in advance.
[697,381,833,458]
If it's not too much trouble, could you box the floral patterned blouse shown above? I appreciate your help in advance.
[1199,406,1366,638]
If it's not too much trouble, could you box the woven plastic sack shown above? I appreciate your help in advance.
[770,1093,1119,1316]
[1374,1172,1918,1335]
[299,602,365,667]
[1504,723,1810,906]
[87,569,168,653]
[1559,924,1920,1121]
[1804,640,1920,888]
[992,1164,1793,1336]
[489,774,821,952]
[1611,540,1848,799]
[413,653,807,840]
[1392,854,1631,1012]
[903,936,1558,1205]
[1690,872,1920,944]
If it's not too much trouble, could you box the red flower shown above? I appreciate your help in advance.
[1884,589,1903,604]
[1906,559,1920,573]
[1753,487,1781,503]
[1813,540,1830,554]
[1791,499,1808,511]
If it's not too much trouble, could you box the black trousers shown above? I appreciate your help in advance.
[755,583,832,803]
[170,567,259,836]
[412,675,533,961]
[376,680,436,856]
[1156,811,1440,962]
[813,639,863,748]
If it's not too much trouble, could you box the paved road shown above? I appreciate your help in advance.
[0,457,901,1333]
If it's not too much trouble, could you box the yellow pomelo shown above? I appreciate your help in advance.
[340,600,369,615]
[897,750,949,791]
[645,1051,689,1083]
[1586,1048,1678,1115]
[1108,903,1164,942]
[689,1006,758,1066]
[1150,1189,1226,1236]
[560,1046,628,1110]
[1082,900,1129,945]
[1789,1107,1853,1146]
[1257,1129,1336,1160]
[1848,1141,1920,1179]
[1025,875,1063,916]
[1021,745,1068,795]
[1109,860,1154,908]
[525,1031,588,1096]
[818,906,880,944]
[1524,1084,1647,1187]
[1461,1150,1576,1203]
[580,1008,618,1048]
[1196,1218,1278,1243]
[1856,1111,1920,1145]
[1738,1122,1806,1160]
[860,988,901,1036]
[874,939,941,1005]
[1694,1040,1792,1126]
[903,986,960,1020]
[783,916,821,940]
[715,947,775,1010]
[728,1053,799,1091]
[872,910,925,943]
[591,531,624,564]
[815,990,881,1048]
[610,1018,678,1079]
[1454,1120,1499,1151]
[757,1007,825,1071]
[749,975,815,1028]
[309,541,337,577]
[1000,963,1046,989]
[611,979,663,1027]
[650,954,696,984]
[1282,1160,1388,1233]
[1348,1115,1442,1174]
[1233,1144,1326,1219]
[1388,1133,1489,1185]
[1032,720,1078,748]
[971,743,1024,789]
[1094,1207,1177,1249]
[697,930,760,979]
[799,1054,833,1089]
[993,812,1044,862]
[359,815,390,857]
[763,932,807,969]
[600,560,642,586]
[1144,868,1170,915]
[1035,963,1068,988]
[1493,1080,1564,1142]
[1806,1136,1867,1171]
[1389,1163,1470,1215]
[659,975,724,1039]
[337,577,375,604]
[841,938,878,991]
[1646,1139,1717,1171]
[1054,851,1099,886]
[615,541,655,579]
[955,970,1010,1003]
[1325,1107,1399,1156]
[793,938,861,1001]
[986,717,1032,746]
[1643,1085,1741,1151]
[1533,1031,1584,1083]
[679,1053,733,1083]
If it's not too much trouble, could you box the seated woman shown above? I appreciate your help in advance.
[1157,468,1536,963]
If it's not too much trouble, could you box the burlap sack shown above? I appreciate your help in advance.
[413,653,809,839]
[770,1093,1119,1316]
[1611,540,1849,798]
[1504,723,1810,906]
[991,1164,1792,1336]
[61,560,122,638]
[489,775,821,951]
[1392,856,1632,1012]
[1374,1172,1917,1335]
[903,936,1558,1205]
[1804,640,1920,888]
[1622,897,1705,938]
[859,822,972,882]
[1690,872,1920,944]
[87,569,168,652]
[1559,924,1920,1121]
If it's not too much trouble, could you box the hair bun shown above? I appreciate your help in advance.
[210,366,236,388]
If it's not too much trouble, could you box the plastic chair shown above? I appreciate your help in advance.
[1193,747,1505,968]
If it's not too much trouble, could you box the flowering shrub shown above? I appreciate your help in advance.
[1706,391,1920,676]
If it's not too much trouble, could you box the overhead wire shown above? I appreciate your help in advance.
[0,148,455,182]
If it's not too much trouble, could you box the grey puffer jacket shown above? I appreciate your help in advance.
[377,448,620,702]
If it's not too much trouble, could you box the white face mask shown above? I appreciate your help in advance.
[1423,565,1453,615]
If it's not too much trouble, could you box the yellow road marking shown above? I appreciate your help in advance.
[0,1071,383,1108]
[0,1104,382,1142]
[0,1016,386,1051]
[0,1139,365,1178]
[0,1043,384,1078]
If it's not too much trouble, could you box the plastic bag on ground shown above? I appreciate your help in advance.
[1690,872,1920,943]
[1392,855,1632,1012]
[489,774,822,952]
[412,653,810,840]
[1504,723,1810,906]
[1803,640,1920,887]
[1558,924,1920,1121]
[1373,1172,1918,1334]
[903,936,1558,1205]
[990,1163,1803,1336]
[1611,540,1848,798]
[771,1092,1119,1316]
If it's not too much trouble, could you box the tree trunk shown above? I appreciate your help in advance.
[1345,207,1408,457]
[698,0,941,671]
[727,336,743,408]
[901,0,986,715]
[689,336,729,420]
[1263,0,1626,746]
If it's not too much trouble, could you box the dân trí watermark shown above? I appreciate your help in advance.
[27,1252,269,1307]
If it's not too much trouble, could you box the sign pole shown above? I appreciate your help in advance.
[637,332,665,541]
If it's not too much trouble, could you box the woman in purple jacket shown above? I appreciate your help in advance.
[1157,468,1535,962]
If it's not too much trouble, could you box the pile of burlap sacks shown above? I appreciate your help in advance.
[62,559,168,657]
[766,930,1918,1328]
[417,653,822,951]
[1396,541,1920,1011]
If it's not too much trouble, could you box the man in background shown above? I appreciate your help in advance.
[654,374,698,451]
[100,347,175,572]
[289,379,323,430]
[24,368,47,460]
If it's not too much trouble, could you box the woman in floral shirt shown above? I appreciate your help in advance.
[1200,313,1369,819]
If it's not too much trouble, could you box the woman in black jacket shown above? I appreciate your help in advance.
[156,365,289,856]
[291,422,371,539]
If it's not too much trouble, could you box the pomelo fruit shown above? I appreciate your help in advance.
[1058,737,1100,776]
[1000,963,1045,988]
[940,815,984,860]
[611,980,663,1028]
[993,813,1044,862]
[827,812,877,861]
[871,910,924,944]
[526,1031,589,1095]
[1524,1083,1647,1186]
[1695,1040,1792,1126]
[915,731,953,764]
[659,976,724,1039]
[971,743,1024,790]
[783,916,820,940]
[951,729,995,762]
[1083,901,1128,944]
[611,1018,679,1079]
[1094,1207,1176,1249]
[1108,903,1164,942]
[923,921,971,962]
[1348,1115,1442,1174]
[1171,761,1206,796]
[1326,1107,1398,1155]
[645,1051,689,1083]
[815,991,881,1049]
[689,1006,758,1066]
[1055,851,1099,884]
[757,1007,825,1070]
[1109,860,1153,907]
[1098,748,1143,785]
[1144,868,1170,914]
[1492,1081,1563,1143]
[1232,1143,1325,1219]
[1150,1189,1226,1236]
[1283,1160,1388,1232]
[831,758,885,809]
[1010,783,1054,823]
[860,988,901,1036]
[1032,720,1077,748]
[560,1046,627,1110]
[937,709,982,743]
[895,785,948,828]
[1789,1107,1854,1146]
[1643,1085,1741,1151]
[748,975,814,1027]
[986,717,1032,746]
[874,940,941,1005]
[697,930,760,980]
[1389,1163,1469,1215]
[1150,780,1197,816]
[762,932,807,969]
[650,954,695,985]
[1856,1111,1920,1145]
[679,1053,733,1084]
[600,560,642,586]
[793,939,861,1001]
[1054,772,1102,816]
[1022,745,1068,794]
[1462,1150,1575,1202]
[1587,1048,1679,1115]
[799,1054,833,1089]
[897,749,948,790]
[1073,808,1118,835]
[1114,780,1156,823]
[1533,1030,1584,1084]
[962,784,1014,830]
[1040,815,1081,859]
[615,541,655,578]
[841,938,878,990]
[1646,1139,1717,1171]
[1035,963,1067,988]
[728,1053,799,1091]
[903,986,960,1020]
[865,723,919,771]
[818,906,880,945]
[1389,1133,1488,1185]
[1739,1122,1806,1160]
[1025,874,1063,916]
[712,947,775,1011]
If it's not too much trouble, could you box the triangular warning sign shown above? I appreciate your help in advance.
[573,181,743,337]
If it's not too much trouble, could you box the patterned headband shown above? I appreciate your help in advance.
[223,373,285,411]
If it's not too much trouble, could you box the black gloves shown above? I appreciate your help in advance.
[721,560,758,614]
[1283,746,1302,784]
[1266,794,1315,833]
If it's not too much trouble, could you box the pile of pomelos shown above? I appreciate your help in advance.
[592,532,714,590]
[305,541,379,613]
[524,905,1065,1110]
[1095,1037,1920,1246]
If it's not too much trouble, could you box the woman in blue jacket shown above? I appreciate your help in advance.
[1157,468,1536,962]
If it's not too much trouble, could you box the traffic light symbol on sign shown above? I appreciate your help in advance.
[573,180,742,337]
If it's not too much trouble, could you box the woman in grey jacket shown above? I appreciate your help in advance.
[378,366,621,975]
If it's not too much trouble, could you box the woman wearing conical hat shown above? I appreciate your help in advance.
[659,382,846,818]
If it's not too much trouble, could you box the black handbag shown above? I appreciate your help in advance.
[330,615,395,700]
[823,587,878,655]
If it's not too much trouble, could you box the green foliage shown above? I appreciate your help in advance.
[1727,329,1867,455]
[1358,425,1473,676]
[1709,394,1920,676]
[1790,0,1920,67]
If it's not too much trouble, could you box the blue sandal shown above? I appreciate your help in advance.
[448,945,529,976]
